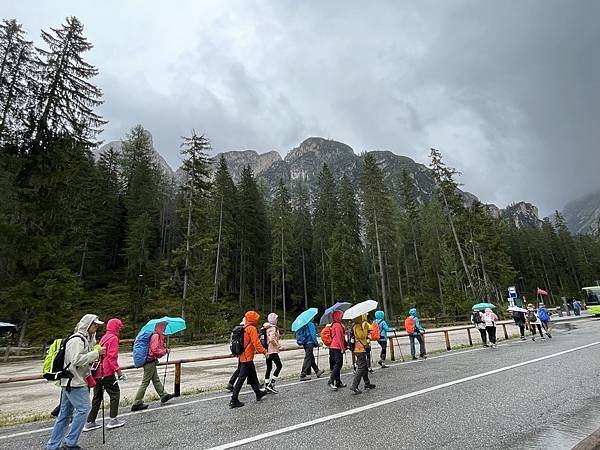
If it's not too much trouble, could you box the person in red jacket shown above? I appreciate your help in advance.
[327,310,347,391]
[132,321,175,411]
[84,318,126,431]
[229,311,269,408]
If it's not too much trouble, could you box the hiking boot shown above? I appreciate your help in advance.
[82,421,101,432]
[420,354,427,359]
[265,383,278,394]
[327,382,338,391]
[547,332,552,338]
[225,383,234,392]
[300,374,312,381]
[256,390,267,401]
[336,382,347,388]
[532,336,536,341]
[106,418,125,430]
[412,356,418,360]
[229,399,245,408]
[130,403,149,412]
[316,369,325,378]
[364,383,376,389]
[161,393,175,404]
[349,386,363,394]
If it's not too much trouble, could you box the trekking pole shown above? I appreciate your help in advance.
[163,336,170,388]
[394,331,404,362]
[317,344,320,369]
[100,356,105,445]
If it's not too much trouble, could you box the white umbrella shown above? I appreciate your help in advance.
[342,300,378,320]
[508,306,528,313]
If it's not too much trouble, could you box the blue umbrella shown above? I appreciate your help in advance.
[0,322,17,333]
[472,302,495,310]
[141,316,186,336]
[291,308,318,332]
[319,302,353,325]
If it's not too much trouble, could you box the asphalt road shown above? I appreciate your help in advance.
[2,318,600,449]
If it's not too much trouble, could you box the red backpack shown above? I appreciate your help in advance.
[405,316,416,334]
[369,322,381,341]
[320,325,333,347]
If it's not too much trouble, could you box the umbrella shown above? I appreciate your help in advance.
[342,300,378,320]
[319,302,353,325]
[291,308,319,332]
[508,306,528,313]
[141,316,186,336]
[472,303,495,310]
[0,322,17,333]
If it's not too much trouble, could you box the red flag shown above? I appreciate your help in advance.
[537,287,548,296]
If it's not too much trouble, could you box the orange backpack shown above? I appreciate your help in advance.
[320,325,333,347]
[369,322,381,341]
[405,316,416,334]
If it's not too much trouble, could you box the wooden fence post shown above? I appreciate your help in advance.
[388,336,395,361]
[444,331,451,350]
[502,323,508,340]
[174,362,181,397]
[467,328,473,346]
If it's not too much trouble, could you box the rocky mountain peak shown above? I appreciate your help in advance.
[285,137,355,164]
[501,201,542,228]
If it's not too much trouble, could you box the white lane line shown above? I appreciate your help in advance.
[208,340,600,450]
[0,342,487,441]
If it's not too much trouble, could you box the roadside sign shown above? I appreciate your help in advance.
[508,286,518,298]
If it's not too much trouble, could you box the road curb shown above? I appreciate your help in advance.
[573,428,600,450]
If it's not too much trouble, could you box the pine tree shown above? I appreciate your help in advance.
[271,179,292,328]
[290,180,313,310]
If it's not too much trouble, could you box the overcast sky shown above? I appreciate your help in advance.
[5,0,599,215]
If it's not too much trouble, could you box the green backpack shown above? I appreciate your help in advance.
[42,335,85,381]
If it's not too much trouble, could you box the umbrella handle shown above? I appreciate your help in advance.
[162,336,170,388]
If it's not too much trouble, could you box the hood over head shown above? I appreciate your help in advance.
[106,318,123,335]
[375,310,384,321]
[484,308,493,314]
[332,310,343,323]
[409,308,417,317]
[267,313,278,325]
[75,314,103,336]
[245,310,260,326]
[154,321,167,334]
[354,313,368,324]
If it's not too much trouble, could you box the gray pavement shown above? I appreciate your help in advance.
[1,316,600,449]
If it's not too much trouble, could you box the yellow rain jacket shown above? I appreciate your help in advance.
[353,314,370,353]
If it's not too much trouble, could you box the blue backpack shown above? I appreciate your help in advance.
[133,329,153,368]
[538,308,550,321]
[295,325,309,346]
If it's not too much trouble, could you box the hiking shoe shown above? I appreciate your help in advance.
[161,393,175,404]
[316,369,325,378]
[492,344,497,348]
[378,361,389,368]
[349,387,363,394]
[130,403,149,412]
[300,374,312,381]
[256,390,267,401]
[520,336,527,341]
[82,421,101,432]
[327,382,338,391]
[532,336,536,341]
[265,384,278,394]
[420,355,427,359]
[225,383,234,392]
[364,383,376,390]
[51,405,60,417]
[229,399,245,408]
[368,368,374,373]
[336,382,347,388]
[412,356,418,360]
[62,446,82,450]
[541,336,546,340]
[106,418,125,430]
[547,332,552,338]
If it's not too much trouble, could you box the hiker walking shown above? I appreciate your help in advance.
[229,311,269,408]
[131,321,174,411]
[350,314,376,394]
[538,303,552,338]
[263,313,283,393]
[483,308,498,348]
[226,317,245,392]
[327,310,347,390]
[297,319,324,381]
[84,318,126,432]
[47,314,105,450]
[527,304,545,341]
[374,310,394,368]
[512,309,527,341]
[405,308,427,360]
[472,309,487,347]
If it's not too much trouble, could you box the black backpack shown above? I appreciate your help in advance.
[42,334,86,381]
[230,325,245,356]
[259,327,268,350]
[472,311,482,324]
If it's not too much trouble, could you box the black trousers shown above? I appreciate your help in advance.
[231,361,261,401]
[478,328,487,344]
[328,349,343,385]
[329,349,335,371]
[515,323,525,337]
[531,323,544,336]
[301,344,319,376]
[486,326,496,344]
[88,375,120,420]
[265,353,282,379]
[228,361,241,386]
[378,339,388,361]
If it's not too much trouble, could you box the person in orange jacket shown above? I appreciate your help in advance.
[229,311,269,408]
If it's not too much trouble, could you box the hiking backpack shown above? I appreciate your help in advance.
[404,316,416,334]
[230,325,246,356]
[346,326,356,352]
[259,327,269,350]
[295,325,309,346]
[42,335,86,381]
[527,310,537,323]
[472,311,482,324]
[370,321,381,341]
[132,329,153,368]
[320,325,333,347]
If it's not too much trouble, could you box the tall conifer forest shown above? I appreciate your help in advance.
[2,17,600,344]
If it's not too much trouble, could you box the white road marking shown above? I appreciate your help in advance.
[208,340,600,450]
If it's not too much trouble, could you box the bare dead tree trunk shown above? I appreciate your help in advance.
[182,192,193,319]
[212,197,223,303]
[374,210,389,316]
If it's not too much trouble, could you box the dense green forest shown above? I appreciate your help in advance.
[1,17,600,345]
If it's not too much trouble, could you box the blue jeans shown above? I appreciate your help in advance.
[409,333,426,357]
[47,386,90,450]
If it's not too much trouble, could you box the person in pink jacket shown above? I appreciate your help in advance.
[84,318,126,431]
[483,308,499,348]
[327,310,347,391]
[263,313,283,394]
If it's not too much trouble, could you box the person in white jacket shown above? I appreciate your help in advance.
[47,314,106,450]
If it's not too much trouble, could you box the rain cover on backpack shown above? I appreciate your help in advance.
[133,329,153,368]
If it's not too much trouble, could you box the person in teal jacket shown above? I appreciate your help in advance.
[374,310,395,368]
[408,307,426,360]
